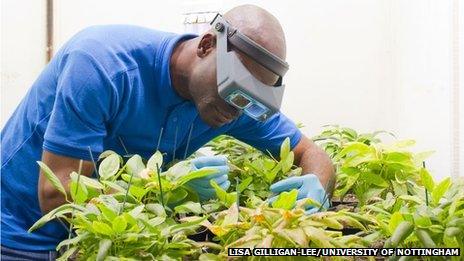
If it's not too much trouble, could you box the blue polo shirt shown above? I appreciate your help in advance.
[0,25,302,251]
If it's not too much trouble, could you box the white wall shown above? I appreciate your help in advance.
[1,0,462,179]
[386,0,460,179]
[1,0,46,126]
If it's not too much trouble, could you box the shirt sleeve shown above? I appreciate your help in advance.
[43,51,118,161]
[226,112,303,157]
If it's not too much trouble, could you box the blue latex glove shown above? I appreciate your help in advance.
[269,174,330,214]
[186,155,230,201]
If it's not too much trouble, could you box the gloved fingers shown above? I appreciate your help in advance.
[220,180,231,191]
[296,189,308,200]
[302,174,321,184]
[191,155,228,169]
[197,165,229,179]
[189,175,230,189]
[270,176,305,194]
[320,193,331,209]
[189,174,228,187]
[196,180,230,201]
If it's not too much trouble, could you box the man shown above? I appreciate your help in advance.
[1,5,334,259]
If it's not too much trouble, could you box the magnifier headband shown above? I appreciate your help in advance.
[211,14,289,121]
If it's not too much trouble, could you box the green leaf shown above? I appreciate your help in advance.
[70,181,88,204]
[272,189,298,210]
[121,174,143,186]
[97,203,117,222]
[176,168,217,186]
[98,150,118,160]
[336,142,371,159]
[388,212,404,234]
[398,195,422,205]
[70,172,104,190]
[384,151,412,163]
[432,177,451,204]
[100,180,126,193]
[414,151,434,165]
[166,188,188,204]
[98,154,120,180]
[304,226,335,247]
[56,246,77,261]
[394,140,416,148]
[145,203,166,217]
[281,151,294,173]
[96,239,112,261]
[264,163,280,183]
[334,172,359,198]
[388,221,414,247]
[237,177,253,193]
[414,214,432,228]
[129,205,145,218]
[165,161,191,181]
[148,217,166,227]
[169,216,207,234]
[199,253,223,261]
[92,221,113,236]
[56,234,83,250]
[210,180,237,207]
[359,172,388,187]
[112,215,127,233]
[126,155,145,177]
[280,137,291,160]
[129,185,147,200]
[445,227,461,237]
[222,204,239,227]
[37,161,67,199]
[147,151,163,171]
[415,229,436,248]
[419,168,435,192]
[29,204,84,232]
[341,127,357,139]
[174,201,202,214]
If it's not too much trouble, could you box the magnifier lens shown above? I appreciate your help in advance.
[245,103,268,118]
[229,93,251,109]
[226,90,270,121]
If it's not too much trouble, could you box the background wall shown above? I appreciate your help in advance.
[1,0,462,179]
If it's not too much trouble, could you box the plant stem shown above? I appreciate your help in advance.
[156,163,165,208]
[67,159,83,250]
[120,168,135,215]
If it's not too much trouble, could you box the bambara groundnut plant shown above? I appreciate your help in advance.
[30,125,464,260]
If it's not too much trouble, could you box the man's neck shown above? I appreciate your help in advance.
[170,38,196,101]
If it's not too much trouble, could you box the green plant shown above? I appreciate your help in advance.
[29,125,463,260]
[363,176,464,259]
[192,203,375,260]
[207,136,301,208]
[31,151,217,260]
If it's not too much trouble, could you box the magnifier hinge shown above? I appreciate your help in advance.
[215,22,225,32]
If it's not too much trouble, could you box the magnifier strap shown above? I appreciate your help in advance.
[227,28,289,77]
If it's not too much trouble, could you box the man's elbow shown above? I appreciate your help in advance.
[38,182,65,214]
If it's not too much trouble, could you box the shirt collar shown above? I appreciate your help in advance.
[156,33,198,108]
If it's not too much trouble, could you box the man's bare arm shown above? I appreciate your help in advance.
[38,150,94,214]
[292,135,336,195]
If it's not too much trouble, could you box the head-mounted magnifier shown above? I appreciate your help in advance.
[210,14,289,121]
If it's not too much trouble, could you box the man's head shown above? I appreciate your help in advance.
[179,5,287,127]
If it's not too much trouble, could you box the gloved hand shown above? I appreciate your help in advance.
[269,174,330,214]
[186,155,230,201]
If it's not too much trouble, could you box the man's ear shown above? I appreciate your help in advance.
[197,33,216,58]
